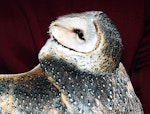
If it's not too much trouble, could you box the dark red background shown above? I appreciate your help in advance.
[0,0,149,113]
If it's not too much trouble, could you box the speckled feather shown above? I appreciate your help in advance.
[0,11,143,114]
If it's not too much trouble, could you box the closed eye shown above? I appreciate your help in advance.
[73,29,85,41]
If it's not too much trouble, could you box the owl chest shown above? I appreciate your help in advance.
[47,62,115,113]
[40,58,129,113]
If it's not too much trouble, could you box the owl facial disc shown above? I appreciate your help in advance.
[49,12,103,53]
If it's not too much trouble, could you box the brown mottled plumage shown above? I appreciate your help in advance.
[0,11,143,114]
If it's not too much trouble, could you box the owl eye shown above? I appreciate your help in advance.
[73,29,85,40]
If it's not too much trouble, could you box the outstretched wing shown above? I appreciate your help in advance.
[0,65,61,114]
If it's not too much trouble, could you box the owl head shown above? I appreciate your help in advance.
[39,11,122,74]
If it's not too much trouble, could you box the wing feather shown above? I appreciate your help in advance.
[0,65,61,114]
[118,62,143,114]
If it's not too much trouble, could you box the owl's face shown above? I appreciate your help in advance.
[49,12,102,53]
[39,11,122,73]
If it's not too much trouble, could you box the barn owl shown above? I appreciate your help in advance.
[0,11,143,114]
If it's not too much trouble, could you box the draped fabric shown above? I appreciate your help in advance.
[0,0,149,113]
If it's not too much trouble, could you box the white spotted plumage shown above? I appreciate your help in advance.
[0,11,143,114]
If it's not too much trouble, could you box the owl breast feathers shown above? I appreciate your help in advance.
[0,11,143,114]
